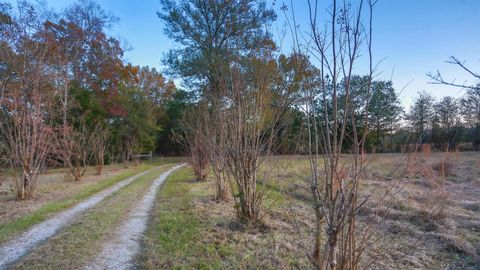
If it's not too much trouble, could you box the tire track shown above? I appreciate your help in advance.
[85,163,186,270]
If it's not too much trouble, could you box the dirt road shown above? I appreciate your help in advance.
[84,164,186,270]
[0,168,158,269]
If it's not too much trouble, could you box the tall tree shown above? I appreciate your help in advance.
[406,91,435,143]
[428,57,479,150]
[461,87,480,149]
[110,65,162,167]
[40,0,125,179]
[158,0,276,92]
[368,80,403,151]
[461,87,480,128]
[159,0,277,206]
[434,96,461,149]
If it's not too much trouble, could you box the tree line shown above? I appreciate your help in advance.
[405,89,480,152]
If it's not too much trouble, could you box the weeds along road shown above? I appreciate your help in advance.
[84,163,186,270]
[0,164,175,269]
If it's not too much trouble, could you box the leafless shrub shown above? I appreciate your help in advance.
[174,108,209,181]
[283,0,450,268]
[2,109,53,197]
[122,136,137,168]
[0,1,58,198]
[297,0,379,267]
[56,122,95,181]
[420,144,432,156]
[198,101,230,202]
[406,151,444,185]
[432,158,454,178]
[90,123,109,175]
[220,59,292,224]
[188,136,208,181]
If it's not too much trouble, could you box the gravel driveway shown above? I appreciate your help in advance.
[84,163,186,270]
[0,168,158,269]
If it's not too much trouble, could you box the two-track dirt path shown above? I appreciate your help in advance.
[0,167,162,269]
[85,163,186,270]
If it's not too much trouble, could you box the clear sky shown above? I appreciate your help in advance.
[41,0,480,108]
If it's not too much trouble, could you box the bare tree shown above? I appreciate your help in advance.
[174,108,209,181]
[296,0,379,268]
[284,1,442,268]
[90,123,109,175]
[220,54,293,224]
[0,2,57,199]
[428,56,480,91]
[56,121,95,181]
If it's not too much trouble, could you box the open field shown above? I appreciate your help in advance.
[0,153,478,269]
[138,152,480,269]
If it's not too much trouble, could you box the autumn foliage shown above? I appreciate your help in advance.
[0,1,174,197]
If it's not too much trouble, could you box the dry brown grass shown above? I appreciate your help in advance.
[150,152,480,269]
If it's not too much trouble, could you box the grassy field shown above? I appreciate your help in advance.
[0,157,182,244]
[0,153,478,269]
[139,153,480,269]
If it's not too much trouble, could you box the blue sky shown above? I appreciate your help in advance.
[41,0,480,107]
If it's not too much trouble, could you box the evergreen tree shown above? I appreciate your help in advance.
[406,91,435,143]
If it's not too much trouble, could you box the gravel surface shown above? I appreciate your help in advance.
[0,168,156,269]
[84,163,186,270]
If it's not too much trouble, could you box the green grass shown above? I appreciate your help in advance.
[12,166,173,269]
[138,167,231,270]
[0,158,181,243]
[138,165,312,270]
